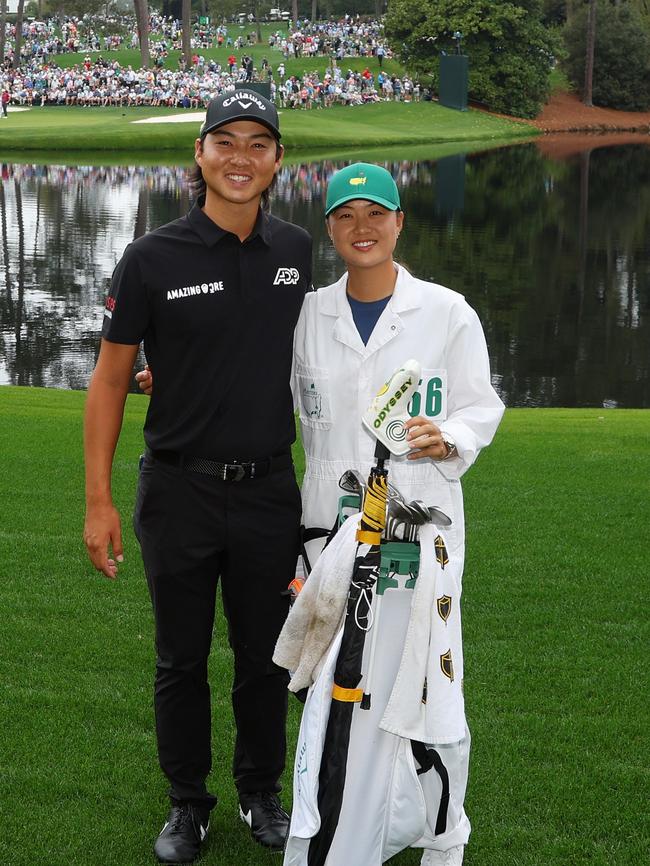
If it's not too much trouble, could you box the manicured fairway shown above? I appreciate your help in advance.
[0,386,647,865]
[0,101,534,153]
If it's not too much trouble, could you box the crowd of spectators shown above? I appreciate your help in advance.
[2,59,250,109]
[275,68,419,109]
[0,12,423,112]
[268,17,390,64]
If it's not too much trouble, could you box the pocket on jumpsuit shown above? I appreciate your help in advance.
[296,363,333,431]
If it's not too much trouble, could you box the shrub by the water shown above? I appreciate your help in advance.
[385,0,558,119]
[563,0,650,111]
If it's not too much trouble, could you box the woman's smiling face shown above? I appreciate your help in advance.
[327,199,404,271]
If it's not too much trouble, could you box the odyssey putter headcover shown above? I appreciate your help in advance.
[362,359,422,456]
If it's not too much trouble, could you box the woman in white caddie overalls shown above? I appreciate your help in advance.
[287,163,504,866]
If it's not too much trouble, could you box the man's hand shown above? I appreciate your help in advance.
[83,338,139,579]
[135,363,153,395]
[83,501,124,580]
[405,416,449,461]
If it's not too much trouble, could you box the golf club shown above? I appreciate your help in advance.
[428,506,453,527]
[339,469,362,494]
[408,499,432,525]
[338,468,367,510]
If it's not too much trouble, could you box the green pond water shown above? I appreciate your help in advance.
[1,139,648,407]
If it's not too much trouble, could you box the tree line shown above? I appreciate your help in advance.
[384,0,650,115]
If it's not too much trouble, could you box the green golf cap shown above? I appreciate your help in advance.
[325,163,401,216]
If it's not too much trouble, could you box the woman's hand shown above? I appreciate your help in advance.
[135,363,153,396]
[404,416,451,461]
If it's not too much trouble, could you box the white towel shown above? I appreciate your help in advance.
[380,523,466,744]
[273,513,361,691]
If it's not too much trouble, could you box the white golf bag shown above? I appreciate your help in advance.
[280,520,471,866]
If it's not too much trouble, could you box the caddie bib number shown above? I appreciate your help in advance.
[407,370,447,420]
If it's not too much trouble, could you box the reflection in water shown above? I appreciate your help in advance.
[0,145,648,406]
[0,163,189,389]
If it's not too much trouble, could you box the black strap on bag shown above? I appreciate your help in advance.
[300,517,339,576]
[301,489,364,576]
[411,741,450,836]
[300,526,330,576]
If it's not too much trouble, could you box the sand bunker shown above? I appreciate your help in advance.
[132,112,206,124]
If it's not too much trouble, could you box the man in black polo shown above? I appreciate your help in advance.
[83,91,311,864]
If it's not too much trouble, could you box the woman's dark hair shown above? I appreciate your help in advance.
[189,139,282,211]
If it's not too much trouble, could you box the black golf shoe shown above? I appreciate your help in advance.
[154,802,210,864]
[239,791,290,851]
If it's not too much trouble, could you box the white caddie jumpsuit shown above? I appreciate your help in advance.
[288,264,505,865]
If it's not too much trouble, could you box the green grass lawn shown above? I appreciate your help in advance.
[0,100,534,154]
[1,387,648,865]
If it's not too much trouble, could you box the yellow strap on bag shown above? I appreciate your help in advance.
[332,684,363,703]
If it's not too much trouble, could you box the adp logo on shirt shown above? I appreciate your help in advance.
[273,267,300,285]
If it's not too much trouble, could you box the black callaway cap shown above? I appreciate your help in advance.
[200,90,281,140]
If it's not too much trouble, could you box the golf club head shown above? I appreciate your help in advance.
[339,469,362,494]
[403,500,429,525]
[409,499,432,524]
[388,498,414,522]
[428,506,453,527]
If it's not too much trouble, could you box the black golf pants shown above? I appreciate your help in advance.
[134,454,301,806]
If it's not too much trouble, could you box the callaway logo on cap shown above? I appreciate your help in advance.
[200,89,281,139]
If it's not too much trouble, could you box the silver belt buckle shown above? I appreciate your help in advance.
[222,462,246,482]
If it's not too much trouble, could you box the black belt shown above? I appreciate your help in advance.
[148,449,292,481]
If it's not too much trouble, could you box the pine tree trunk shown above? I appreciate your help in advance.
[0,2,7,64]
[134,0,150,69]
[13,0,25,69]
[583,0,597,107]
[182,0,191,69]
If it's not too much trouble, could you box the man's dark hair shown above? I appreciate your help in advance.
[189,139,282,211]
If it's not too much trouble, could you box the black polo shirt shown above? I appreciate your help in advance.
[102,199,312,459]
